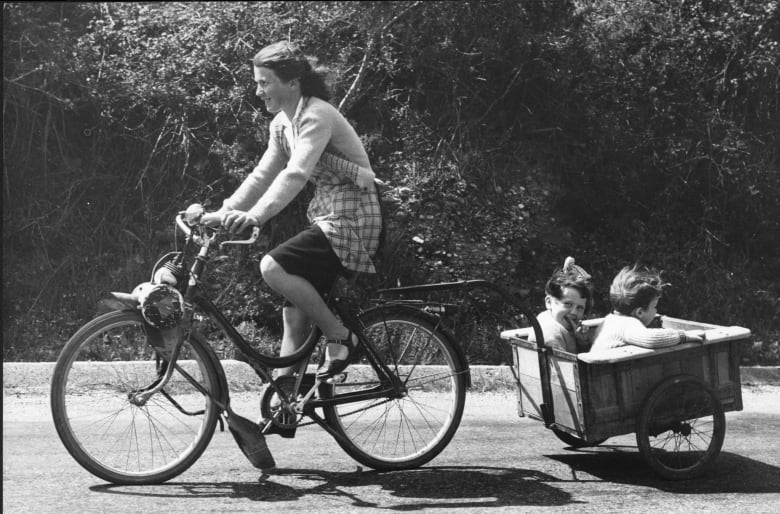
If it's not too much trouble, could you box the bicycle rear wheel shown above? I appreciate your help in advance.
[50,310,220,484]
[322,305,468,470]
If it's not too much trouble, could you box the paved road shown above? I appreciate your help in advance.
[4,385,780,513]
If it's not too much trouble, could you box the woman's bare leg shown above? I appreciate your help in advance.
[261,255,350,373]
[277,305,309,377]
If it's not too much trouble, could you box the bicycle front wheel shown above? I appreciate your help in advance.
[50,310,220,484]
[322,306,468,470]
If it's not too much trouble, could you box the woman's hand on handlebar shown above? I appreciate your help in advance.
[200,210,225,229]
[218,209,262,234]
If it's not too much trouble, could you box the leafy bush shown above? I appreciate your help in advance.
[3,1,778,364]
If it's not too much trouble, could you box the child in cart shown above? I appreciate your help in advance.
[588,264,704,352]
[528,257,595,354]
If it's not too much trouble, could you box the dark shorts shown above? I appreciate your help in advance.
[267,225,345,299]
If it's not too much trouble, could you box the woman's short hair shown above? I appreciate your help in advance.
[252,41,331,101]
[609,265,668,314]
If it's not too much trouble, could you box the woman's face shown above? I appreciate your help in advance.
[546,286,587,330]
[253,66,299,115]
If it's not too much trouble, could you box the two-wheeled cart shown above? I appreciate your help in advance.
[501,316,751,479]
[377,279,751,480]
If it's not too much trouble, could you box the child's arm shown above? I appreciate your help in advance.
[573,323,592,352]
[623,322,704,348]
[623,328,685,348]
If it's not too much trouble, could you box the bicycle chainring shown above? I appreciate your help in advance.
[259,376,300,429]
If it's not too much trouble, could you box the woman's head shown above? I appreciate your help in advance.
[252,41,330,102]
[609,265,668,325]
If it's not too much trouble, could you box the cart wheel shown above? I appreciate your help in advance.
[552,428,607,448]
[636,375,725,480]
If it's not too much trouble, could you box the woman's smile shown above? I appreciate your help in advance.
[253,66,298,116]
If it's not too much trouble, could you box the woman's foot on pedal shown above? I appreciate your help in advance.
[316,332,357,379]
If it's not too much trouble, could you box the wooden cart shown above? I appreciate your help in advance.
[376,280,752,480]
[501,316,751,479]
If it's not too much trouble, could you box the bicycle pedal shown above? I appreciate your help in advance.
[326,373,348,384]
[259,418,297,439]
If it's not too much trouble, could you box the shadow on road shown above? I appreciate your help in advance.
[546,445,780,493]
[91,466,583,509]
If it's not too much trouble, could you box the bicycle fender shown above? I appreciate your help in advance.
[361,304,472,388]
[97,292,138,313]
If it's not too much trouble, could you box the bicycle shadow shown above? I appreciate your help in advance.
[546,445,780,494]
[91,466,582,509]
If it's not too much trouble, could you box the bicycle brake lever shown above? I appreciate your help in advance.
[219,226,260,251]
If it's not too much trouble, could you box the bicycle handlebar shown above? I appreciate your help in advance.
[176,203,260,247]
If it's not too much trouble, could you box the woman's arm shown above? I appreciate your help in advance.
[242,112,331,225]
[320,152,375,190]
[223,132,287,212]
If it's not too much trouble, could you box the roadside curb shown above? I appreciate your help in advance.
[740,365,780,385]
[3,362,778,396]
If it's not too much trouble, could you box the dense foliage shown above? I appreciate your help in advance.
[3,1,778,364]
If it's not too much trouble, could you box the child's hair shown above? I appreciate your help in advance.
[545,257,594,312]
[609,264,669,314]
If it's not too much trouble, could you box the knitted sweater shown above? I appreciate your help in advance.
[528,310,579,354]
[224,96,381,273]
[589,313,686,352]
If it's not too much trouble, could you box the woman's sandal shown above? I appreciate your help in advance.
[316,331,357,379]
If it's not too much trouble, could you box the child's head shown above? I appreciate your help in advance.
[544,257,594,328]
[609,264,669,326]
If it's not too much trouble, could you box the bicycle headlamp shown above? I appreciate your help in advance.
[136,282,184,329]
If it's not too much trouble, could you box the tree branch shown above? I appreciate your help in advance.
[338,1,423,113]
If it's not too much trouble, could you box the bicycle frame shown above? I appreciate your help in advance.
[165,292,400,448]
[188,286,405,407]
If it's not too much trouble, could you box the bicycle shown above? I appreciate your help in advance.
[50,203,470,485]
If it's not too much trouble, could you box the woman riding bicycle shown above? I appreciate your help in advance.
[209,41,381,380]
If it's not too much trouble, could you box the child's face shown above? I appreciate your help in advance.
[634,296,660,326]
[546,287,587,329]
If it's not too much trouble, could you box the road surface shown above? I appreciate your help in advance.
[5,383,780,513]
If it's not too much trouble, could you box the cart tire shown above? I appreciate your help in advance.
[636,375,725,480]
[552,428,607,448]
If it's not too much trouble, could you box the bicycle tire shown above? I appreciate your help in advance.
[322,305,468,470]
[636,375,725,480]
[51,310,221,485]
